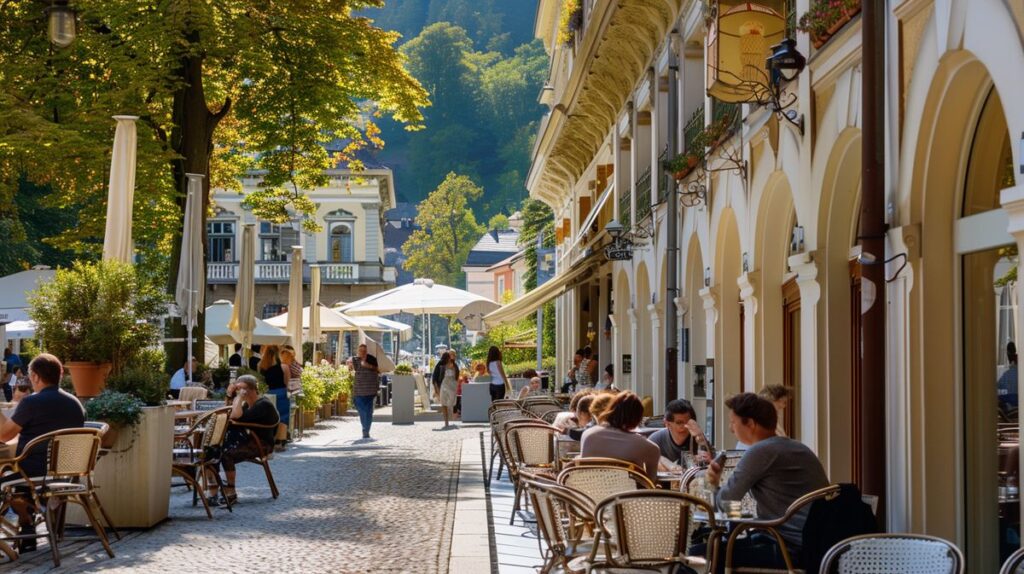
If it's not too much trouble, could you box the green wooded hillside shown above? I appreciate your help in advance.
[362,0,545,217]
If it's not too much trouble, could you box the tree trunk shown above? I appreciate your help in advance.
[163,34,229,374]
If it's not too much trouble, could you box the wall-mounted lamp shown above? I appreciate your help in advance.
[858,251,908,283]
[603,219,634,261]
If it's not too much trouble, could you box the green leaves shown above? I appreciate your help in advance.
[401,172,484,287]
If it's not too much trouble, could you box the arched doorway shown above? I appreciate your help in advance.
[755,177,798,433]
[684,235,710,432]
[906,53,1017,569]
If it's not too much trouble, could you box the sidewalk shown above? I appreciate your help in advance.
[449,431,544,574]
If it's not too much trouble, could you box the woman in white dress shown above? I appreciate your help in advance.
[439,351,458,428]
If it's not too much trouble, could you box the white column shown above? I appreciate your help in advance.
[648,303,663,408]
[884,223,920,534]
[610,314,621,387]
[788,252,821,453]
[699,287,720,443]
[699,288,718,360]
[737,272,759,393]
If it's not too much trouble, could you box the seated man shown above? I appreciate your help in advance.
[647,399,708,468]
[0,353,86,552]
[169,356,199,399]
[701,393,829,571]
[209,375,279,505]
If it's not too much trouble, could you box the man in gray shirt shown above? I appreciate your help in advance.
[705,393,829,570]
[647,399,709,466]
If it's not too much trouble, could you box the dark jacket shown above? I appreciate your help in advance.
[431,361,445,389]
[800,483,878,572]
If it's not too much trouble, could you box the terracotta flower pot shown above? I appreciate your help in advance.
[100,423,121,449]
[336,393,349,415]
[302,409,316,428]
[65,361,112,398]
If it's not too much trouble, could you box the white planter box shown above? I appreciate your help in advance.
[390,375,416,424]
[70,405,175,528]
[461,383,491,423]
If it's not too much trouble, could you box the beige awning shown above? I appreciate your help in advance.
[483,262,596,328]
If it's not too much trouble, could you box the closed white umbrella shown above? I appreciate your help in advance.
[229,224,257,353]
[286,245,304,364]
[102,115,138,263]
[174,173,205,377]
[310,265,322,361]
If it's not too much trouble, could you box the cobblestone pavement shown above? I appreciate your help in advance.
[11,411,487,574]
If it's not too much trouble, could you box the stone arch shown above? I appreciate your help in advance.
[713,207,743,445]
[815,126,861,485]
[898,37,1018,553]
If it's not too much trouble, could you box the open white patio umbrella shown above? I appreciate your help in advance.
[338,278,498,316]
[102,115,138,263]
[310,265,322,360]
[208,300,289,346]
[286,245,304,363]
[229,224,257,352]
[347,315,414,342]
[265,303,361,331]
[174,173,205,375]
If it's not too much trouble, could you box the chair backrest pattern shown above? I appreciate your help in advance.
[827,535,961,574]
[46,429,101,478]
[508,424,557,467]
[558,465,653,507]
[597,492,697,564]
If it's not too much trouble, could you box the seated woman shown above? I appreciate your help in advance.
[553,389,596,431]
[560,394,597,441]
[208,375,280,505]
[517,376,544,400]
[580,392,661,483]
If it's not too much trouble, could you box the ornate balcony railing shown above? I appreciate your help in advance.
[635,166,652,222]
[619,189,631,229]
[684,106,705,154]
[657,147,671,203]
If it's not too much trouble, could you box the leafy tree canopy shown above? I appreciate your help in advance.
[401,172,483,287]
[0,0,429,278]
[488,213,510,231]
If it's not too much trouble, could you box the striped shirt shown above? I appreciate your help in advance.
[352,356,379,397]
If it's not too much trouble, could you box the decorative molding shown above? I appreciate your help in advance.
[737,271,759,317]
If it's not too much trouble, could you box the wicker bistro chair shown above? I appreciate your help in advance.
[226,420,281,499]
[194,399,229,411]
[562,456,645,475]
[527,403,564,419]
[723,484,841,573]
[488,410,534,483]
[1002,547,1024,574]
[178,385,209,403]
[523,476,601,574]
[820,533,964,574]
[171,408,232,517]
[504,422,560,524]
[590,490,723,574]
[557,463,657,556]
[0,428,116,567]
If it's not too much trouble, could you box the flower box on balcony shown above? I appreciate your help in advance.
[798,0,861,49]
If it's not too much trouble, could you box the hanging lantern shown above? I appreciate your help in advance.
[47,2,77,48]
[707,2,786,103]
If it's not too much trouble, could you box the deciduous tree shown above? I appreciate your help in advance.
[401,172,484,287]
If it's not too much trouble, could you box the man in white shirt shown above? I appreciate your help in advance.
[169,356,198,399]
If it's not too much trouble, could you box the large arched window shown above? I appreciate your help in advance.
[331,224,353,263]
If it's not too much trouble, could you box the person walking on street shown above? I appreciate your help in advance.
[438,351,458,428]
[486,346,509,401]
[349,344,380,439]
[259,346,290,433]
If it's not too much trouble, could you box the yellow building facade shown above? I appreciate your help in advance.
[516,0,1024,569]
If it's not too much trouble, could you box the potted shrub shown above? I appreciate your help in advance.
[28,260,164,397]
[335,367,353,416]
[84,390,145,448]
[297,366,326,427]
